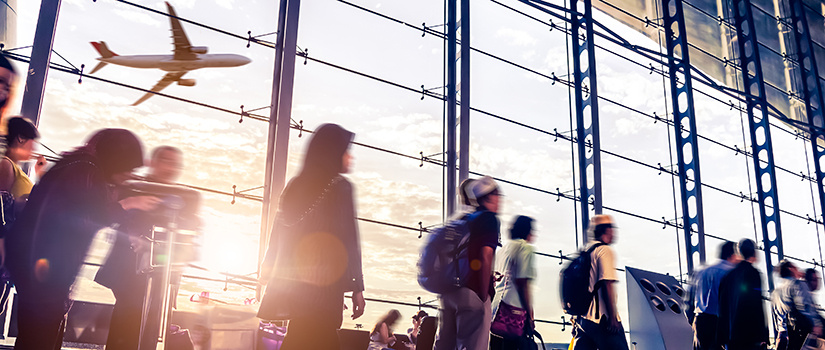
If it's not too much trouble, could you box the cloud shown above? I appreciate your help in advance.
[112,9,164,28]
[215,0,235,9]
[543,46,569,73]
[495,28,538,47]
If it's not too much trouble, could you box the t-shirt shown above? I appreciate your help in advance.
[493,238,535,314]
[467,210,501,299]
[3,156,33,199]
[584,241,619,322]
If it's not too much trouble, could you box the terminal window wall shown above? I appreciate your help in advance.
[9,0,825,344]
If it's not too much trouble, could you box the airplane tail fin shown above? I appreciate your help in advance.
[89,62,108,74]
[90,41,118,59]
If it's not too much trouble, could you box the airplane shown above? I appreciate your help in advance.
[89,1,251,105]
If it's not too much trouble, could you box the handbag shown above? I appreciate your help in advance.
[491,302,528,338]
[519,328,546,350]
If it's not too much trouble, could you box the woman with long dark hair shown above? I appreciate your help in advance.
[369,309,402,350]
[258,123,366,350]
[5,129,161,349]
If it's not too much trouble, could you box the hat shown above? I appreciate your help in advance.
[466,176,498,206]
[589,214,613,226]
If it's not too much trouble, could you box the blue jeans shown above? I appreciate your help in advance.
[570,317,629,350]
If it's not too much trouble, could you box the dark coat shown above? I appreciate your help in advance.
[717,260,768,349]
[257,175,363,320]
[6,152,126,294]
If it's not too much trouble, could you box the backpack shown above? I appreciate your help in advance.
[417,212,481,294]
[560,242,605,315]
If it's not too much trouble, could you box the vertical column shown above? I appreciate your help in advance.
[662,0,707,272]
[258,0,301,297]
[789,0,825,255]
[446,0,458,215]
[20,0,62,126]
[730,0,783,290]
[570,0,603,245]
[458,0,471,184]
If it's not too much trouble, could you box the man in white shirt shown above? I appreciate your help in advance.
[570,214,629,350]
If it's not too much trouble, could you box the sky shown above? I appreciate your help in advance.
[8,0,825,344]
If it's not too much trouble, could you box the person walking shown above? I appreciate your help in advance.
[717,238,768,350]
[434,176,501,350]
[690,241,739,350]
[805,268,821,293]
[5,129,161,350]
[569,214,629,350]
[97,146,197,350]
[771,260,822,350]
[490,215,536,350]
[257,123,366,350]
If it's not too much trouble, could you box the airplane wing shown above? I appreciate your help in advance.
[132,71,186,106]
[166,2,197,61]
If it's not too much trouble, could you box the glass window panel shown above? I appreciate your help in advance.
[685,3,725,59]
[765,83,792,119]
[805,6,825,49]
[689,45,726,82]
[814,42,825,80]
[753,7,780,49]
[759,45,787,90]
[685,0,719,19]
[751,0,775,16]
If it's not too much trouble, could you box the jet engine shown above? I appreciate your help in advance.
[190,46,208,54]
[177,79,196,86]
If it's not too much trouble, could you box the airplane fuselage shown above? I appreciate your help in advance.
[98,53,250,72]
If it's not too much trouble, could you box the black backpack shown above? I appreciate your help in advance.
[560,242,605,315]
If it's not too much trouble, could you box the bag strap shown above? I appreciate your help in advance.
[585,242,606,317]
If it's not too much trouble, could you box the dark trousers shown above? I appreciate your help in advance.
[13,283,70,350]
[105,272,164,350]
[280,293,343,350]
[489,333,519,350]
[693,313,723,350]
[570,317,629,350]
[105,268,179,350]
[788,329,809,350]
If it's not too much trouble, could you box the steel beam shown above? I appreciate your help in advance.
[258,0,301,297]
[730,0,783,290]
[446,0,458,215]
[789,0,825,261]
[458,0,470,184]
[569,0,603,245]
[662,0,707,272]
[20,0,61,126]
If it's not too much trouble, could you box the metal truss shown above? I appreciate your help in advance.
[569,0,603,245]
[259,0,302,297]
[446,0,458,215]
[789,0,825,258]
[458,0,471,185]
[730,0,783,290]
[661,0,707,272]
